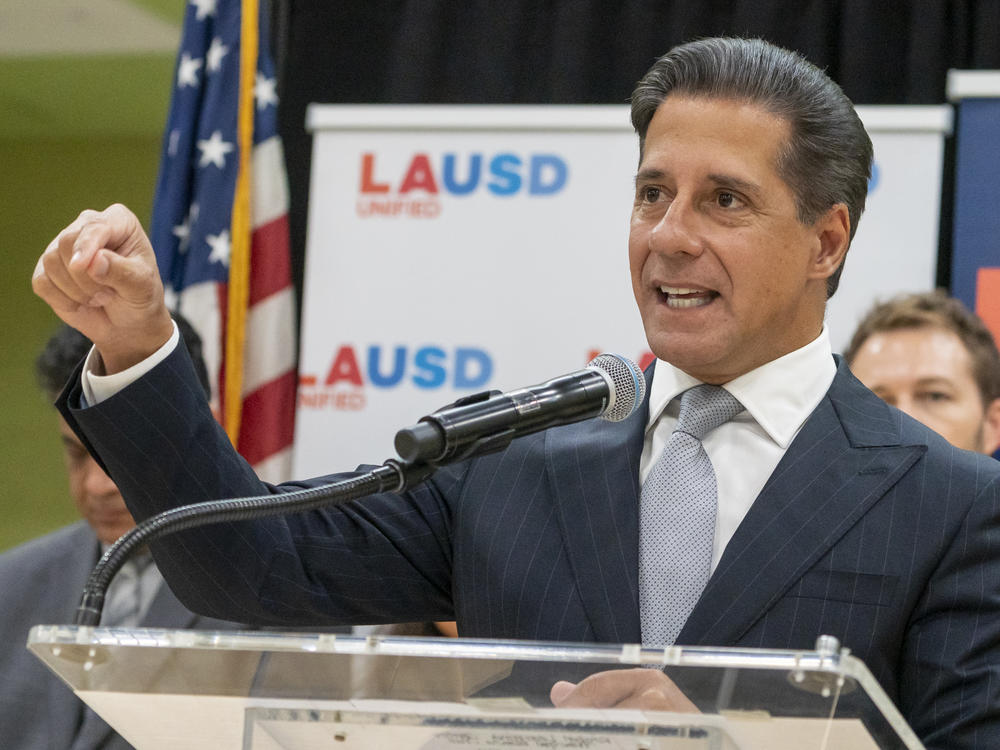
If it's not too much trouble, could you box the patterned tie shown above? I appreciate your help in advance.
[639,384,744,647]
[99,550,154,628]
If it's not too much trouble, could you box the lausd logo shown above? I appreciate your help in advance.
[299,344,495,411]
[356,152,568,219]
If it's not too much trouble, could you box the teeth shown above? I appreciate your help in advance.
[660,286,707,295]
[666,296,712,308]
[658,285,715,308]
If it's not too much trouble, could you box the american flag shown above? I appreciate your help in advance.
[150,0,296,482]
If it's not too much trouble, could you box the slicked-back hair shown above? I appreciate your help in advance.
[844,290,1000,407]
[630,37,873,298]
[36,315,211,401]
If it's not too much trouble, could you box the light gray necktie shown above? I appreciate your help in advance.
[100,550,154,628]
[639,384,744,647]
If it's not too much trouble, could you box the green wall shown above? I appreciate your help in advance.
[0,51,176,551]
[0,136,167,551]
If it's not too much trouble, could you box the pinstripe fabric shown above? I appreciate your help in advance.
[60,348,1000,750]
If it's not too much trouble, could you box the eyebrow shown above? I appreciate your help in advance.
[634,167,665,186]
[912,377,958,388]
[869,377,958,394]
[706,173,764,200]
[633,168,764,200]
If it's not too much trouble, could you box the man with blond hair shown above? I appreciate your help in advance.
[846,290,1000,454]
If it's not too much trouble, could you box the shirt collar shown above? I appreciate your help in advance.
[646,328,836,448]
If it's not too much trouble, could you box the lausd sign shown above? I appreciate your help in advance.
[298,344,495,412]
[298,105,648,476]
[356,152,568,218]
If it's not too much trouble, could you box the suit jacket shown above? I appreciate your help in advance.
[59,343,1000,749]
[0,521,239,750]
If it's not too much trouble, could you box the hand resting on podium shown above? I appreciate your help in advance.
[550,667,699,712]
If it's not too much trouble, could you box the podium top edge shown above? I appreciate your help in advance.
[30,623,863,674]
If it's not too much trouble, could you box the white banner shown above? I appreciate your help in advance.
[294,105,949,477]
[828,105,951,349]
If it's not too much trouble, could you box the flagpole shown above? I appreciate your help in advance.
[224,0,260,445]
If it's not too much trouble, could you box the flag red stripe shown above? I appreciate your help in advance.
[237,369,298,465]
[249,215,292,305]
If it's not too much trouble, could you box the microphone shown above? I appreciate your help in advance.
[394,353,646,465]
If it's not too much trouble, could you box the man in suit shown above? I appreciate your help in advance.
[30,38,1000,748]
[845,290,1000,454]
[0,320,238,750]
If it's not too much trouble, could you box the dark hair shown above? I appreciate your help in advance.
[844,291,1000,406]
[36,315,211,400]
[630,37,873,298]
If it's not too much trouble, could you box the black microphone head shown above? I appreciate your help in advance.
[587,353,646,422]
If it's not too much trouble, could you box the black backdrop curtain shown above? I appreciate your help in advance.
[271,0,1000,307]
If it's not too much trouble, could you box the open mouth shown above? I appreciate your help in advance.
[658,285,718,308]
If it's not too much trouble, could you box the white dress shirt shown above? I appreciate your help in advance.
[640,329,836,573]
[81,322,180,405]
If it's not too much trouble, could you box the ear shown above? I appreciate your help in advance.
[979,398,1000,455]
[808,203,851,282]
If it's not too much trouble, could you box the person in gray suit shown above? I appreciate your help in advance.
[29,38,1000,749]
[0,319,238,750]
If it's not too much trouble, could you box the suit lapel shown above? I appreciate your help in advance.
[678,361,925,646]
[545,369,650,644]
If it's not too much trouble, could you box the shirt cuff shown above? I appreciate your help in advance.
[81,322,180,405]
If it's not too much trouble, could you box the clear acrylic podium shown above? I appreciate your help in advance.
[28,625,925,749]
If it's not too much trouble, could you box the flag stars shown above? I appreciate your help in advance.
[197,130,234,168]
[254,72,278,110]
[206,37,229,73]
[177,53,203,88]
[190,0,217,21]
[167,129,181,157]
[206,229,231,266]
[172,219,190,252]
[172,204,199,254]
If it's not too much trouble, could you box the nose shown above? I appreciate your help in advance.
[648,196,703,257]
[82,457,118,498]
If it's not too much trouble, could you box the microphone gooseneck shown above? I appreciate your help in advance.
[74,460,433,626]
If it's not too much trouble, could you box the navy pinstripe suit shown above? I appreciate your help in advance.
[60,343,1000,748]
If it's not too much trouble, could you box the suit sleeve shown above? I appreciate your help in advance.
[899,466,1000,749]
[58,342,464,627]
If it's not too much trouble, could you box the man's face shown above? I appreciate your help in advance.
[628,96,848,383]
[849,326,1000,454]
[58,416,135,545]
